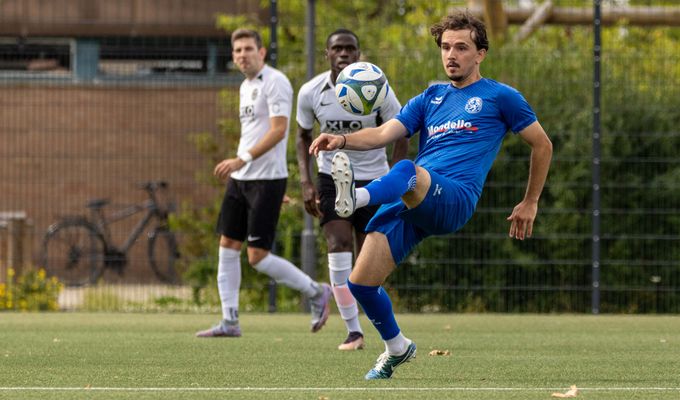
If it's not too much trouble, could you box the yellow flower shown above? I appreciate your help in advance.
[7,268,14,278]
[38,269,46,280]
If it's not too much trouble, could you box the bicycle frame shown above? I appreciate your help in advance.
[42,180,178,286]
[89,198,166,254]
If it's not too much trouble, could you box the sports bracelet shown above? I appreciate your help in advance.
[238,151,253,163]
[339,135,347,149]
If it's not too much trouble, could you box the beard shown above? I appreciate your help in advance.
[448,73,465,82]
[447,66,476,83]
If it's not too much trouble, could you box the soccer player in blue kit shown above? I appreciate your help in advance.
[309,12,552,379]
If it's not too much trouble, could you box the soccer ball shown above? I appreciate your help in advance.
[335,61,389,116]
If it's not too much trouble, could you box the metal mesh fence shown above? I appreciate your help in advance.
[0,0,679,313]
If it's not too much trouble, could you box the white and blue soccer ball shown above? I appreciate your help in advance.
[335,61,389,116]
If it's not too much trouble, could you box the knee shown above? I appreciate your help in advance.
[323,221,354,252]
[392,159,415,175]
[246,247,269,266]
[326,235,353,253]
[220,235,241,250]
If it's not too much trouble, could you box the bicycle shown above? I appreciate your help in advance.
[41,181,180,286]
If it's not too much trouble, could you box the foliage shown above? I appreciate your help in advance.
[392,19,680,313]
[0,268,62,311]
[173,0,458,310]
[173,1,680,313]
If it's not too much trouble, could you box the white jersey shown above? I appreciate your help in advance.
[296,70,401,180]
[232,64,293,181]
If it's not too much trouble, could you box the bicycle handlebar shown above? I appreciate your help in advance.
[139,181,168,193]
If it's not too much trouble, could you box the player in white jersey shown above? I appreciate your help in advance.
[197,28,332,338]
[296,29,408,350]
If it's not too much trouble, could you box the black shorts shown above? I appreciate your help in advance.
[216,178,287,250]
[317,173,379,232]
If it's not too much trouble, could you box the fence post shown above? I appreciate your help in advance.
[592,0,602,314]
[266,0,280,313]
[299,0,318,313]
[0,219,6,283]
[0,211,29,283]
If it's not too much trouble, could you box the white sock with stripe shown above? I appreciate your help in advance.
[329,252,362,334]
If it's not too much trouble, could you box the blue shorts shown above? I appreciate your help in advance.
[364,169,477,264]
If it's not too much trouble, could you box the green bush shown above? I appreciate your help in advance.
[0,268,62,311]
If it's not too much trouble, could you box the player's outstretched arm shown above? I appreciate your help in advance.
[507,121,553,240]
[309,119,408,156]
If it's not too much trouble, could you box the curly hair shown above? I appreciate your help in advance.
[430,12,489,51]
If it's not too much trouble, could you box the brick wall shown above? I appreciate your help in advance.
[0,84,234,282]
[0,0,265,36]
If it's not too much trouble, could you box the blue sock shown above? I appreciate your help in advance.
[364,159,416,206]
[347,280,400,340]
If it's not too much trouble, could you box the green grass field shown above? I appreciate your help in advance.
[1,313,679,399]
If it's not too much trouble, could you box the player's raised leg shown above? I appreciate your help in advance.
[331,152,419,218]
[331,152,357,217]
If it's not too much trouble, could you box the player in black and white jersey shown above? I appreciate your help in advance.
[296,29,408,350]
[196,28,332,338]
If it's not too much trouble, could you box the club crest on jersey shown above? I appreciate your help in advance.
[465,97,483,114]
[251,88,258,101]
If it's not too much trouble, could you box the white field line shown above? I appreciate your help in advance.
[0,387,679,392]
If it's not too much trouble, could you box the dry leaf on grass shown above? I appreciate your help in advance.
[428,349,451,356]
[551,385,578,398]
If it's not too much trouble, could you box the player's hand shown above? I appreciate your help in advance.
[301,181,322,218]
[309,133,344,156]
[214,157,246,181]
[506,200,538,240]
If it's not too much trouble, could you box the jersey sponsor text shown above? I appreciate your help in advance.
[322,120,364,134]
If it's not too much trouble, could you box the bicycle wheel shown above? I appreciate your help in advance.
[148,227,180,284]
[42,218,106,287]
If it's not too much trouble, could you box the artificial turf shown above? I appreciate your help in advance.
[1,312,679,399]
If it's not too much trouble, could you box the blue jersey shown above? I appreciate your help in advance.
[396,78,536,202]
